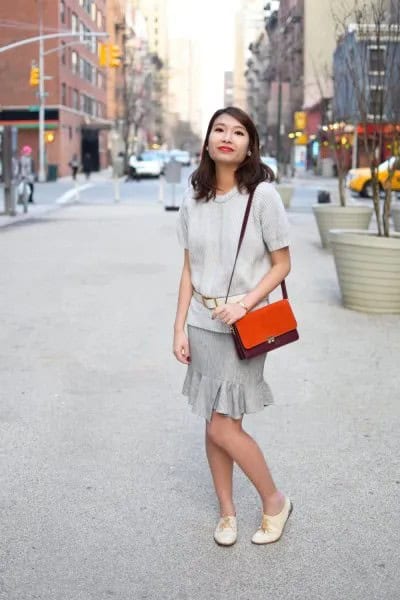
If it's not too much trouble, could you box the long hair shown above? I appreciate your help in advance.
[190,106,275,201]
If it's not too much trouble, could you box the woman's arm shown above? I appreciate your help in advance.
[173,250,193,364]
[241,246,291,311]
[212,247,291,325]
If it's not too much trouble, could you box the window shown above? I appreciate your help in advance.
[369,47,385,73]
[72,13,78,33]
[73,89,79,110]
[61,83,67,105]
[60,0,65,24]
[91,2,96,22]
[72,51,78,74]
[97,9,102,29]
[61,42,66,65]
[369,87,384,116]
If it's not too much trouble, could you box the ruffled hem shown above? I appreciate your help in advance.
[182,367,274,422]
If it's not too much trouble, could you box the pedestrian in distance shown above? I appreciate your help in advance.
[82,152,92,180]
[69,153,80,180]
[19,145,35,203]
[174,106,293,547]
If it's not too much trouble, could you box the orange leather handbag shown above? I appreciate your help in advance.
[226,188,299,360]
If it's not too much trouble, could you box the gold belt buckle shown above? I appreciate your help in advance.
[202,295,218,309]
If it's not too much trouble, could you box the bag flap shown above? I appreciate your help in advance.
[234,299,297,349]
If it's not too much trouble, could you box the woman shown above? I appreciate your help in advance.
[19,145,35,203]
[174,106,293,547]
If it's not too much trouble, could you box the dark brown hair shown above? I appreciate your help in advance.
[190,106,275,201]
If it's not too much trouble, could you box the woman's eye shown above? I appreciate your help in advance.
[235,131,244,136]
[214,127,223,132]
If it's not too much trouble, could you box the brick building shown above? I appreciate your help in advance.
[0,0,112,177]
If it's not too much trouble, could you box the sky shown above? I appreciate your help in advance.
[166,0,240,132]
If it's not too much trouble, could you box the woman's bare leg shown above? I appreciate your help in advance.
[205,428,235,517]
[206,412,285,515]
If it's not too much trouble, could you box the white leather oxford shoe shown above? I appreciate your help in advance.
[213,515,237,546]
[251,497,293,545]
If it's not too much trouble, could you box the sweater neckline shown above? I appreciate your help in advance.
[213,186,239,204]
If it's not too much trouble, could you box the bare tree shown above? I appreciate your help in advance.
[119,30,164,172]
[311,58,349,206]
[332,0,400,235]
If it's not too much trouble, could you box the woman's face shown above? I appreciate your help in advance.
[207,113,250,166]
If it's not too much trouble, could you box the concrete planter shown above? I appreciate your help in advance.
[276,185,293,209]
[312,204,373,249]
[329,229,400,314]
[392,202,400,232]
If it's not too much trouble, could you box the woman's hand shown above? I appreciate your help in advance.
[173,329,191,364]
[212,303,247,326]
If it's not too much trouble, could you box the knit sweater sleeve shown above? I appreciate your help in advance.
[176,187,192,249]
[253,182,290,252]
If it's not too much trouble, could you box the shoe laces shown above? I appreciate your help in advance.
[219,516,234,531]
[261,515,271,533]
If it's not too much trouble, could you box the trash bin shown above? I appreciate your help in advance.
[47,164,58,181]
[317,190,331,204]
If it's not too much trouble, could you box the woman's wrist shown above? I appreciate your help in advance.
[237,300,249,313]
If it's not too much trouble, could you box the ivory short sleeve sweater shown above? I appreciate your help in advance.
[177,182,290,333]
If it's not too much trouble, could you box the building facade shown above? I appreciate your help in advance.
[233,0,266,110]
[333,23,400,167]
[246,0,303,167]
[0,0,111,177]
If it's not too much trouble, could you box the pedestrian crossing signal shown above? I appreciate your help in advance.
[30,66,40,86]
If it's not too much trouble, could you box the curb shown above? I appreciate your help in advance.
[0,183,93,229]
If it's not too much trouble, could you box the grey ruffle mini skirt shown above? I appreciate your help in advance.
[182,325,274,422]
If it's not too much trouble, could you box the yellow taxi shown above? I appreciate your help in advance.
[346,157,400,197]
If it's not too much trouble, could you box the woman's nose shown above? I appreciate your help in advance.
[222,132,232,142]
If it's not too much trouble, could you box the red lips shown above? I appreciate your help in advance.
[217,146,234,152]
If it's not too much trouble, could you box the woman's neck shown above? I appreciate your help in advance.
[215,165,236,194]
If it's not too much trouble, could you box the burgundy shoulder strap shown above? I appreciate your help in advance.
[225,188,288,302]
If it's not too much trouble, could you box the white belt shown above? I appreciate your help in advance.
[192,290,245,310]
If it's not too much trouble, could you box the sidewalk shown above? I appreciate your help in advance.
[0,169,111,228]
[0,201,398,599]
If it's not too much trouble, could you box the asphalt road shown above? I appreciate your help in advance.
[0,188,399,599]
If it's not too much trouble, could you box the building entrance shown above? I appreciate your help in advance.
[81,128,99,172]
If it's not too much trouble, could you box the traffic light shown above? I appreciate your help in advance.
[98,42,108,67]
[98,43,122,68]
[110,45,121,68]
[29,66,40,86]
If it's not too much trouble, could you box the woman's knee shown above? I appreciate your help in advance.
[206,412,242,447]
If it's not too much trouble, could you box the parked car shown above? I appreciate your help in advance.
[169,149,191,166]
[128,152,162,178]
[261,155,279,182]
[346,157,400,197]
[148,150,171,173]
